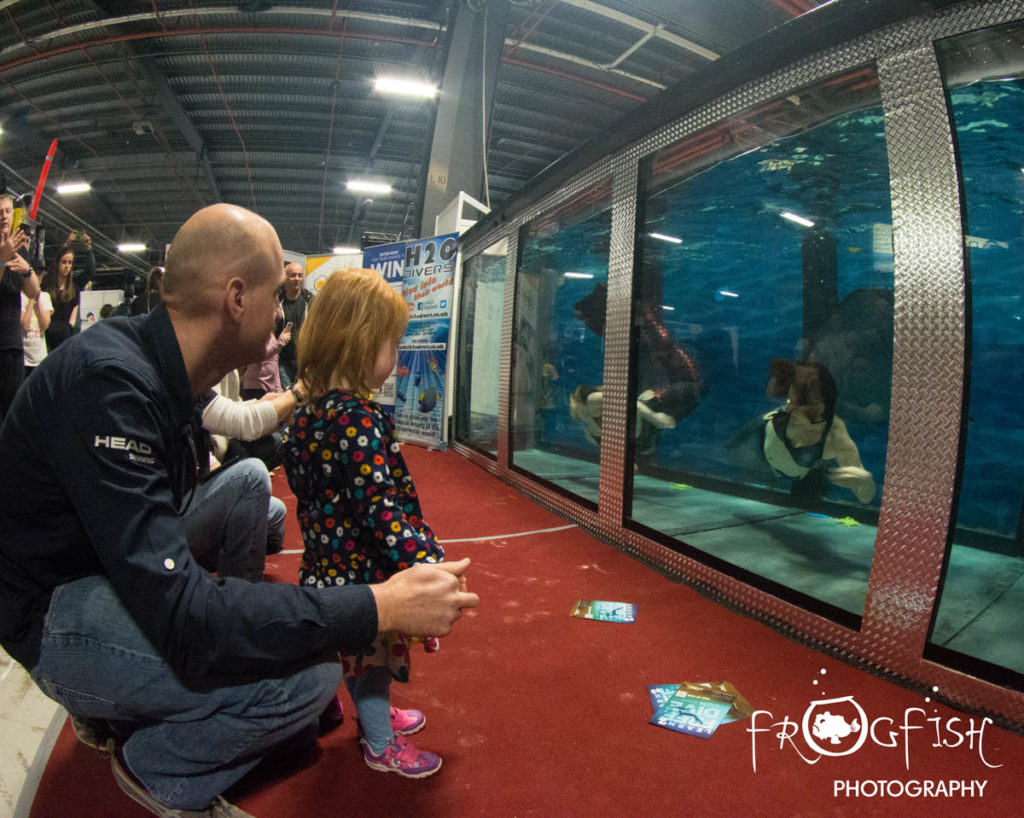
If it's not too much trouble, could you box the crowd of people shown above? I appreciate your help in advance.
[0,201,478,817]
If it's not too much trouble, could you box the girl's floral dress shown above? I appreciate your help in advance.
[283,389,444,683]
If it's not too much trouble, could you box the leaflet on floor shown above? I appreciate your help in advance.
[650,684,736,739]
[569,600,637,623]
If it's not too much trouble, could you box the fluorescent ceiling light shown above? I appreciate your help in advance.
[662,305,675,311]
[333,246,361,255]
[374,77,438,98]
[346,180,392,194]
[718,289,739,298]
[780,211,815,228]
[648,232,683,244]
[57,182,91,195]
[117,242,146,253]
[563,272,594,279]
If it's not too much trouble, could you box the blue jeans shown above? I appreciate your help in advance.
[278,359,296,390]
[183,458,286,581]
[31,575,341,810]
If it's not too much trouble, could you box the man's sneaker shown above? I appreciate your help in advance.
[360,734,442,779]
[390,706,425,736]
[70,715,117,753]
[111,750,254,817]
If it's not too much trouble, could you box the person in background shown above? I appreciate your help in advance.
[66,229,96,287]
[0,204,477,817]
[44,235,95,351]
[0,192,37,420]
[241,303,290,400]
[21,262,53,377]
[186,382,311,580]
[131,266,163,315]
[283,268,450,780]
[111,274,136,317]
[278,260,312,389]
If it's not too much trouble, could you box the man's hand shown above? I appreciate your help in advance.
[1,228,29,264]
[371,558,479,637]
[6,253,31,275]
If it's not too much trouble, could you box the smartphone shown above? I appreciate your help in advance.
[75,229,84,240]
[284,322,294,332]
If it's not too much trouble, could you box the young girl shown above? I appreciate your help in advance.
[45,237,94,351]
[21,266,53,376]
[282,268,445,779]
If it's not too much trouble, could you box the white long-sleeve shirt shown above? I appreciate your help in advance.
[201,392,280,441]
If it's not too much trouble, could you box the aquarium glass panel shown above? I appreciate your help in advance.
[928,24,1024,679]
[625,67,892,619]
[510,179,613,504]
[455,237,508,455]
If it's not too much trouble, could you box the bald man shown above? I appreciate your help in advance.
[0,204,478,818]
[277,260,311,389]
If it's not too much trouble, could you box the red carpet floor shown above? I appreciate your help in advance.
[29,447,1024,816]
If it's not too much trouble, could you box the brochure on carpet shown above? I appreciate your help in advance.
[570,600,637,623]
[648,681,753,739]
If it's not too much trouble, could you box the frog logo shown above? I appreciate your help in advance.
[801,695,868,756]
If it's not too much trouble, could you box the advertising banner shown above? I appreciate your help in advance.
[362,242,409,415]
[304,252,363,296]
[365,233,458,447]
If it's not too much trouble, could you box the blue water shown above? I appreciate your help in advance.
[514,77,1024,543]
[950,79,1024,537]
[521,105,892,503]
[637,106,894,504]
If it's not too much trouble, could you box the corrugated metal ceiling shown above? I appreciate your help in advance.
[0,0,823,276]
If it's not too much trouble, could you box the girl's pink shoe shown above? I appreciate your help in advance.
[361,734,441,778]
[390,706,426,736]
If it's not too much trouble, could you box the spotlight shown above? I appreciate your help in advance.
[57,182,91,195]
[346,180,392,194]
[374,77,438,99]
[780,211,815,228]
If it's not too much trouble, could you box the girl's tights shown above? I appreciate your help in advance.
[345,665,393,752]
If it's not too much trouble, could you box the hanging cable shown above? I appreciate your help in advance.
[480,1,491,209]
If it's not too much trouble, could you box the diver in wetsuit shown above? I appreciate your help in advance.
[569,283,707,458]
[756,359,875,504]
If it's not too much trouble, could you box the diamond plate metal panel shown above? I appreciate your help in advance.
[596,159,640,527]
[498,229,517,469]
[869,43,964,674]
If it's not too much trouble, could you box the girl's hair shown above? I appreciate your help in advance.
[297,268,409,397]
[46,245,77,304]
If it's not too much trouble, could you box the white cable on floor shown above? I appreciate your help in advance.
[277,523,579,554]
